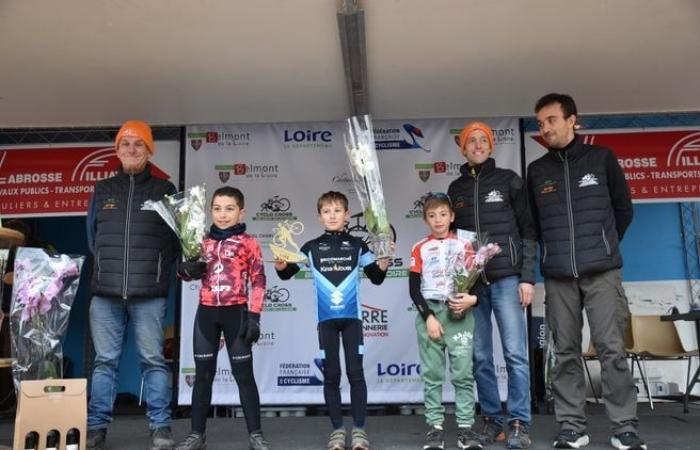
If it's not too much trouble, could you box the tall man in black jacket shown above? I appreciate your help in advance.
[85,121,179,450]
[527,94,645,450]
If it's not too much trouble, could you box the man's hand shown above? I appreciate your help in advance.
[426,315,444,341]
[274,258,288,271]
[243,312,261,345]
[518,283,534,308]
[177,260,206,280]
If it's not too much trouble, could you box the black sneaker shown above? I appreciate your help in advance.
[457,427,483,450]
[553,429,590,449]
[175,433,206,450]
[477,416,505,445]
[151,426,175,450]
[423,426,444,450]
[249,431,271,450]
[506,420,531,449]
[610,432,647,450]
[86,429,107,450]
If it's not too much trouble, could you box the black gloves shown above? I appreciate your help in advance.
[177,260,207,280]
[243,312,261,345]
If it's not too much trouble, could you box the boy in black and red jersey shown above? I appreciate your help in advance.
[175,186,270,450]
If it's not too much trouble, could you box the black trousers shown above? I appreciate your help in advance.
[190,304,261,434]
[318,318,367,429]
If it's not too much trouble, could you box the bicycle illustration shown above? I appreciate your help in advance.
[260,195,291,212]
[265,285,290,303]
[344,212,397,246]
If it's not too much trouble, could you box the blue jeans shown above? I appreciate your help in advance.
[473,275,531,425]
[87,296,171,430]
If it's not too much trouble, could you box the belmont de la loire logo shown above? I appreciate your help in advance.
[252,195,298,221]
[414,161,461,182]
[263,285,296,312]
[188,130,251,150]
[374,124,431,152]
[362,303,389,338]
[450,126,517,146]
[283,128,333,149]
[215,163,279,182]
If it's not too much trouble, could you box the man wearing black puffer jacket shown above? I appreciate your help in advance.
[85,120,179,450]
[528,94,645,450]
[448,121,537,450]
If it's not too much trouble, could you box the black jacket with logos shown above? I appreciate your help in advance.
[526,136,633,279]
[87,164,179,299]
[448,158,537,284]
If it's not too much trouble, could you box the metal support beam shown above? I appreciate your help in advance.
[337,0,369,116]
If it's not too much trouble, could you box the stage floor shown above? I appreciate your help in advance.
[2,401,698,449]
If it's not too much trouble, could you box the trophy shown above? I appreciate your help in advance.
[269,220,307,263]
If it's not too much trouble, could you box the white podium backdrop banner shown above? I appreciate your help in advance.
[178,117,521,405]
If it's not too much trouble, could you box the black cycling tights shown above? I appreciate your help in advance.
[318,318,366,429]
[190,304,261,434]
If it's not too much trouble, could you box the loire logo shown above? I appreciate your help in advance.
[283,129,332,149]
[484,190,505,203]
[578,173,599,187]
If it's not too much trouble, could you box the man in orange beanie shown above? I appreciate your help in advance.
[448,120,537,449]
[86,120,178,450]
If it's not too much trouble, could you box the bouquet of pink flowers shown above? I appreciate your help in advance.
[9,247,84,390]
[447,229,501,319]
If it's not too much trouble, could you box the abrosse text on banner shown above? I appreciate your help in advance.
[0,146,171,217]
[532,129,700,202]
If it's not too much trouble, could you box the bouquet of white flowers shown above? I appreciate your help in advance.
[10,247,84,390]
[144,184,207,261]
[344,115,393,258]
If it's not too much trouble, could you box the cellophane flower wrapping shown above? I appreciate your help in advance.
[344,115,393,258]
[144,184,207,261]
[447,229,501,319]
[9,247,84,390]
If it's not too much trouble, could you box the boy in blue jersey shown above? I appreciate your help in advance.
[275,191,390,450]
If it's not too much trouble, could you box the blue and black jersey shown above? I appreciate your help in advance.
[276,230,387,322]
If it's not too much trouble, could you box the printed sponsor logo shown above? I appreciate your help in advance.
[331,171,356,194]
[374,124,431,152]
[70,147,119,183]
[263,285,296,312]
[252,195,298,221]
[277,360,324,386]
[362,303,389,338]
[218,170,230,182]
[228,162,279,179]
[414,161,462,182]
[578,173,599,187]
[187,130,251,148]
[484,190,505,203]
[376,361,422,383]
[405,194,430,219]
[283,128,333,149]
[450,126,517,146]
